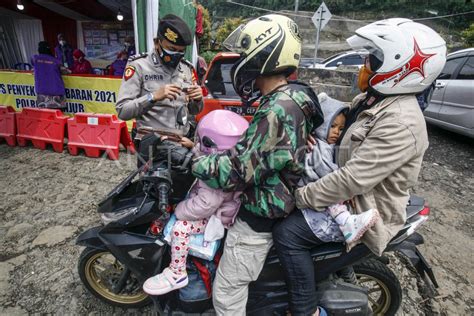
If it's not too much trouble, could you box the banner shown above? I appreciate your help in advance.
[0,71,122,116]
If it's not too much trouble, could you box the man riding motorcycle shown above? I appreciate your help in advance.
[191,14,324,314]
[275,18,447,315]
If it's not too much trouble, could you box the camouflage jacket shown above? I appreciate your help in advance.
[192,82,323,220]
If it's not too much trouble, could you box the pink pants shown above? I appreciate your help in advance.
[169,219,207,274]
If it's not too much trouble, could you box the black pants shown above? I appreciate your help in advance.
[273,210,324,315]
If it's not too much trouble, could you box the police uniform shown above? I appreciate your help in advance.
[115,15,203,138]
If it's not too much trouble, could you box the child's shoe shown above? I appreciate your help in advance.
[143,267,188,295]
[340,208,380,245]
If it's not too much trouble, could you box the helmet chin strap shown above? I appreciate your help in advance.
[241,79,261,109]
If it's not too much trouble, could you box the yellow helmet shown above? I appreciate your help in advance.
[223,14,302,99]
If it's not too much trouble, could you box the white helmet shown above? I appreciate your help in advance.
[347,18,446,95]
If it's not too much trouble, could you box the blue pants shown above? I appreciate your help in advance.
[273,210,324,315]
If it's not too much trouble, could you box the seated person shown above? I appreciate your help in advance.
[299,93,379,249]
[72,49,92,74]
[109,51,128,77]
[142,110,248,296]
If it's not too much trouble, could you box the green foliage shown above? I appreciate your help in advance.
[461,23,474,46]
[215,17,245,47]
[200,50,218,63]
[198,4,213,51]
[200,0,474,30]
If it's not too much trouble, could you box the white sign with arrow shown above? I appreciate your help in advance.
[311,1,332,67]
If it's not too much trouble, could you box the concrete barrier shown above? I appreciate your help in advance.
[297,67,360,102]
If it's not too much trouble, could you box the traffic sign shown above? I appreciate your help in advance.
[311,2,332,66]
[312,1,332,30]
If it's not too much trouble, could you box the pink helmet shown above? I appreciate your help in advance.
[196,110,249,154]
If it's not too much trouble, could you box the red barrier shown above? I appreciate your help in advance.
[16,108,67,152]
[0,106,16,146]
[67,113,135,160]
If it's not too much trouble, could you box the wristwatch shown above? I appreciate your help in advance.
[147,92,155,103]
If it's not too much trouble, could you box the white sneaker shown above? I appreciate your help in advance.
[143,267,188,296]
[340,209,380,245]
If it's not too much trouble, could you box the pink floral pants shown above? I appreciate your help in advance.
[170,219,207,274]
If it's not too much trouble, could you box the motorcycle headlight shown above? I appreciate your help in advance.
[100,207,138,225]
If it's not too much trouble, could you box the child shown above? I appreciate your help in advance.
[143,110,249,296]
[301,93,380,248]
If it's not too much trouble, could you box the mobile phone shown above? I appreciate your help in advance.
[181,86,191,93]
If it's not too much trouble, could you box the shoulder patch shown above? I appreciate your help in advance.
[180,59,195,70]
[128,53,148,62]
[124,65,136,81]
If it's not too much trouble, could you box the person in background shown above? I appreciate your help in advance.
[71,49,92,74]
[109,51,128,77]
[31,41,70,110]
[124,36,136,57]
[54,33,74,69]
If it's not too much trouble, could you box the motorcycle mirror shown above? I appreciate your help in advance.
[176,105,187,126]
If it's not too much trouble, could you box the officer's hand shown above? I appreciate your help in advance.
[153,84,181,101]
[186,85,203,102]
[180,137,194,149]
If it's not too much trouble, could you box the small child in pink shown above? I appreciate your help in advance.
[143,110,249,296]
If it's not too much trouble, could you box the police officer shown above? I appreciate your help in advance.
[116,14,203,150]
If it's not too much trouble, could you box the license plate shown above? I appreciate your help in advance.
[225,106,257,116]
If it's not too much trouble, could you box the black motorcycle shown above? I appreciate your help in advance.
[76,134,438,315]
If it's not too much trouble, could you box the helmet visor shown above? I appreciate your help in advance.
[347,35,384,65]
[223,25,250,54]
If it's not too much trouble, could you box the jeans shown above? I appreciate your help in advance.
[273,209,324,315]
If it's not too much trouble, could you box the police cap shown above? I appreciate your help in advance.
[158,14,192,46]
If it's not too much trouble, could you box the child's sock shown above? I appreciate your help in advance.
[327,204,350,226]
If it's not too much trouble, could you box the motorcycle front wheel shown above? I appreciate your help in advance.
[78,247,151,308]
[353,259,402,316]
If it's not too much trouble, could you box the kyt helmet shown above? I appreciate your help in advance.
[347,18,446,95]
[223,14,302,99]
[196,110,249,154]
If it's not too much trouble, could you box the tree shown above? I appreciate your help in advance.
[198,4,212,51]
[461,23,474,46]
[215,17,245,48]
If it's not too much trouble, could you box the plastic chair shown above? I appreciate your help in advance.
[92,67,104,75]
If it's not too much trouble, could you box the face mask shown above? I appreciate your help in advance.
[357,65,373,92]
[124,42,130,48]
[59,40,66,46]
[158,41,184,68]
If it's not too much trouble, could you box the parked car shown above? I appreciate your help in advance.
[303,50,368,70]
[299,57,323,68]
[424,48,474,138]
[197,52,298,122]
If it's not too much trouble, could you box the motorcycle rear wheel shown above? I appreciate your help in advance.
[78,247,150,308]
[353,259,402,316]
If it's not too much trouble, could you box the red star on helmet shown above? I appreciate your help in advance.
[370,39,436,87]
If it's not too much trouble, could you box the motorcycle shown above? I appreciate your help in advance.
[76,133,438,315]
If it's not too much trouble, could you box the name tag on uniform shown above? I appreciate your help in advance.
[144,74,164,81]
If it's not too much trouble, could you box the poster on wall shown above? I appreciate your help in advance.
[82,22,134,68]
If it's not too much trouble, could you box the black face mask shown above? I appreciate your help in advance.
[158,41,185,68]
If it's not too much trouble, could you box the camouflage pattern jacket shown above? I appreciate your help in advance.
[192,82,323,224]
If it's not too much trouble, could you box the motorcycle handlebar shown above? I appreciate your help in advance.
[158,181,170,213]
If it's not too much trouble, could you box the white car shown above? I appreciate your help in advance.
[424,48,474,138]
[307,51,368,70]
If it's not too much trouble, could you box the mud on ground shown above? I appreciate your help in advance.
[0,124,472,315]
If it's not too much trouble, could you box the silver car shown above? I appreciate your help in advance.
[424,48,474,138]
